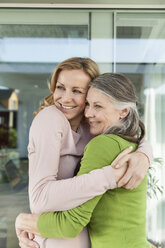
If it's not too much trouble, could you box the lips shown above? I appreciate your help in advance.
[59,103,76,110]
[89,121,97,127]
[62,105,74,109]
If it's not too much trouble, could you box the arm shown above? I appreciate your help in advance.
[137,138,153,164]
[112,139,153,189]
[36,135,130,238]
[29,107,116,214]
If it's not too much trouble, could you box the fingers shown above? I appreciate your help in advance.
[117,168,132,188]
[123,177,137,190]
[19,240,34,248]
[118,168,145,189]
[114,163,128,183]
[123,176,142,190]
[18,231,39,248]
[28,233,35,240]
[116,151,148,189]
[19,241,39,248]
[111,146,133,168]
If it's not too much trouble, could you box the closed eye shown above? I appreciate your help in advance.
[56,85,65,90]
[95,104,102,109]
[73,89,83,94]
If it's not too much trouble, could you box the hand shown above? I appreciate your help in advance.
[15,213,40,239]
[113,150,149,189]
[113,162,128,184]
[17,230,40,248]
[111,146,133,169]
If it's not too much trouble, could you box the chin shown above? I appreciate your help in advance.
[90,129,100,136]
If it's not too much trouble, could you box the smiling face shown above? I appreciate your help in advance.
[85,87,128,136]
[54,69,91,131]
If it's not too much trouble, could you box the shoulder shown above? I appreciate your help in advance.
[79,135,123,173]
[35,105,67,122]
[85,134,136,153]
[83,134,122,162]
[33,106,68,126]
[30,105,70,134]
[80,134,136,173]
[86,134,120,149]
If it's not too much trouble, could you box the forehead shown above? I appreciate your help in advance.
[57,69,91,88]
[87,87,111,102]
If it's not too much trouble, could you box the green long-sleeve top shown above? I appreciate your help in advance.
[37,134,151,248]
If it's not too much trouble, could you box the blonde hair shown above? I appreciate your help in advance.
[35,57,100,115]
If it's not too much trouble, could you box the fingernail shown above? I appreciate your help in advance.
[115,164,120,168]
[129,146,133,150]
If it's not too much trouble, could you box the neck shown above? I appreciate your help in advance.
[71,124,79,132]
[70,116,83,132]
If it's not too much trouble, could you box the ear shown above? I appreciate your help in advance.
[119,108,130,120]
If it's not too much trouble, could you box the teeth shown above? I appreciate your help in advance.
[62,105,74,109]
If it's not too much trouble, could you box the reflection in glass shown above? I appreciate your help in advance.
[0,88,18,148]
[0,22,89,248]
[0,24,88,63]
[116,13,165,244]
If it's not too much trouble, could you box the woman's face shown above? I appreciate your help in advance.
[85,87,127,136]
[54,69,91,130]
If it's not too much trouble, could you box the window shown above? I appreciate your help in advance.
[0,8,164,247]
[116,12,165,243]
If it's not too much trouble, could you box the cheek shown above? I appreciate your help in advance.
[97,112,105,121]
[100,113,112,126]
[76,96,86,108]
[84,107,88,116]
[113,110,121,122]
[53,91,60,101]
[106,111,120,125]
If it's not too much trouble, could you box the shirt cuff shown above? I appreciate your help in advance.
[102,166,117,189]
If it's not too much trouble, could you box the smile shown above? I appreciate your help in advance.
[89,121,97,126]
[60,104,76,109]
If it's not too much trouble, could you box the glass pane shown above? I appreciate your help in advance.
[0,15,89,248]
[91,12,113,72]
[0,9,114,248]
[116,12,165,244]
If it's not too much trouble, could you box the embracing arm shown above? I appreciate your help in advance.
[137,138,153,164]
[36,135,132,238]
[29,107,117,214]
[112,138,153,189]
[15,135,132,240]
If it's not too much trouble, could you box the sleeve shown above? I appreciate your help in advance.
[29,109,117,214]
[136,138,153,164]
[37,135,121,238]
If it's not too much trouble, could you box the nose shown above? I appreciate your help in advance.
[85,106,95,118]
[62,90,72,103]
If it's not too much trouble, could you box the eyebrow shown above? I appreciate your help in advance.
[56,81,64,85]
[94,102,102,104]
[86,99,102,104]
[73,87,86,90]
[56,81,86,90]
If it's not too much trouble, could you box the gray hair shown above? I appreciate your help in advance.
[88,73,145,143]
